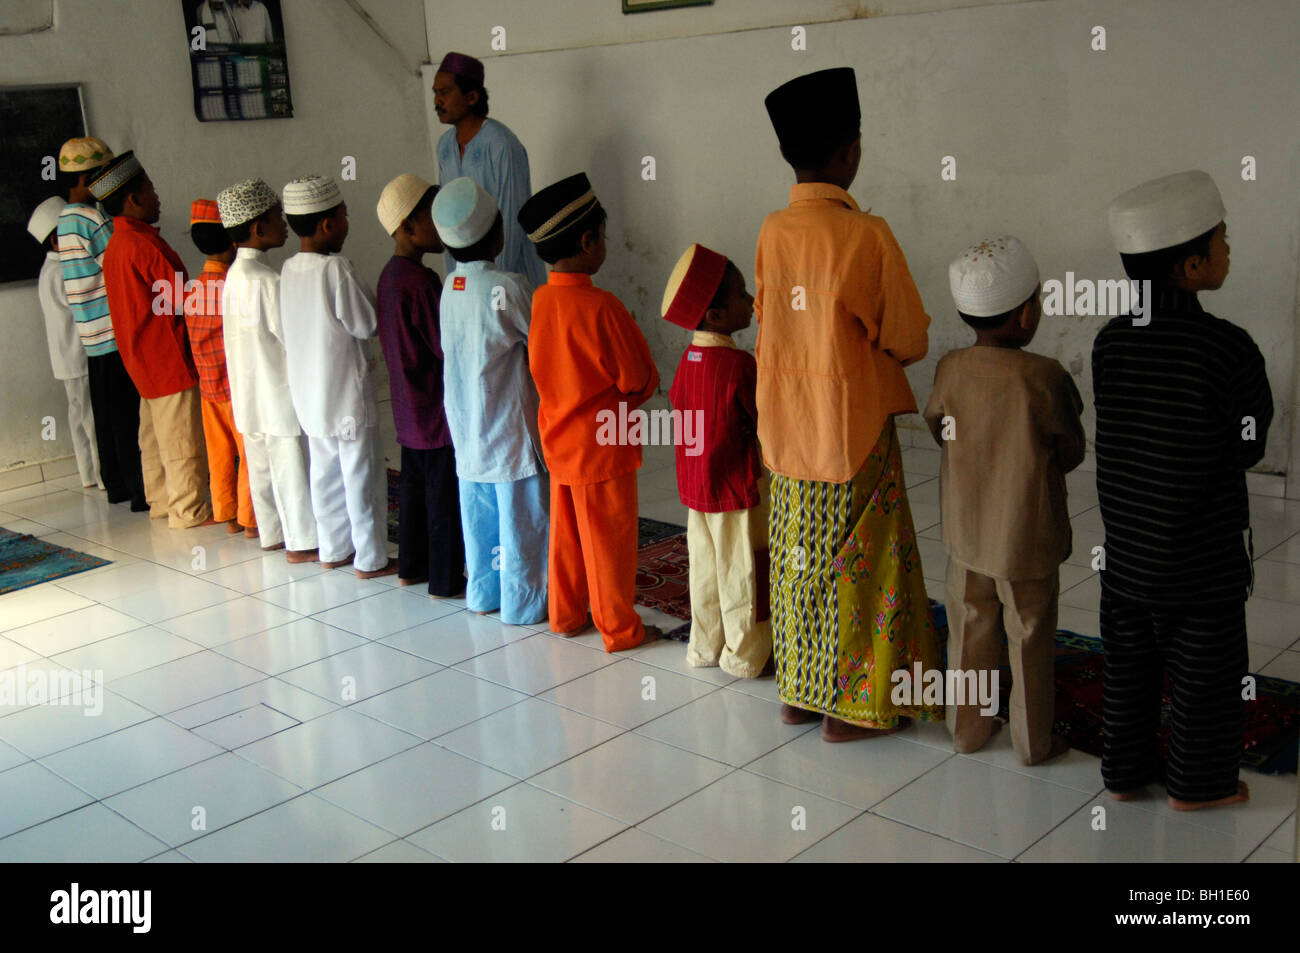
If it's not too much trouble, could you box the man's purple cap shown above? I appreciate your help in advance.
[438,52,485,85]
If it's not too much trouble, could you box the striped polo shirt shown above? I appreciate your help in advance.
[56,203,117,357]
[1091,287,1273,606]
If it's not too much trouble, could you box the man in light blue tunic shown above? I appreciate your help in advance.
[433,52,547,287]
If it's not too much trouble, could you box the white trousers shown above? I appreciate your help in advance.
[243,432,318,551]
[62,376,100,487]
[307,427,387,572]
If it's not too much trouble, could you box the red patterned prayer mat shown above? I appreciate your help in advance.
[990,632,1299,775]
[635,532,690,625]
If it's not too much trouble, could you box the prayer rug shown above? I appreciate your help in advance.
[0,528,110,595]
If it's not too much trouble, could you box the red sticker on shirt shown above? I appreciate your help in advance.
[452,276,466,291]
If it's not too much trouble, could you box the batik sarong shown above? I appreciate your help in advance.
[769,418,942,728]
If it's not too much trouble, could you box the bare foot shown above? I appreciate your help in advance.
[225,521,242,535]
[397,576,427,587]
[551,614,594,637]
[187,516,220,529]
[263,542,286,552]
[244,526,259,538]
[286,549,318,564]
[821,716,903,743]
[356,558,398,579]
[781,703,821,725]
[1107,788,1142,801]
[1169,781,1250,812]
[320,553,354,569]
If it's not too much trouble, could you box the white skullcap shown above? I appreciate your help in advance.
[377,174,434,236]
[27,196,67,242]
[283,175,342,215]
[1108,170,1225,254]
[948,235,1040,317]
[432,176,499,249]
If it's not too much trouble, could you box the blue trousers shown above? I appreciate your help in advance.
[459,473,549,625]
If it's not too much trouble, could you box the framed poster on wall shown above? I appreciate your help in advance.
[622,0,713,12]
[181,0,293,121]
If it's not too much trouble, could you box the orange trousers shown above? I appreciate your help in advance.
[200,398,255,528]
[549,473,646,652]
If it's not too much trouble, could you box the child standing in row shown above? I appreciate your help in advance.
[56,136,145,510]
[28,195,100,489]
[218,178,317,559]
[925,236,1083,764]
[758,68,939,740]
[279,175,394,577]
[434,176,547,623]
[663,243,771,677]
[185,199,255,536]
[91,151,213,528]
[519,173,661,651]
[1096,171,1272,809]
[375,174,465,596]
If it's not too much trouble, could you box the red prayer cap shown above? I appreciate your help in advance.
[661,243,729,330]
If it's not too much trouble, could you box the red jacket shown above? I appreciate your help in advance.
[103,216,196,398]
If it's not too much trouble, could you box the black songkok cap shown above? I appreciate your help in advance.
[518,172,600,245]
[764,67,861,161]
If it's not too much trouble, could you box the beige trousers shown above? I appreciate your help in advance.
[945,557,1058,764]
[686,488,772,679]
[138,386,212,528]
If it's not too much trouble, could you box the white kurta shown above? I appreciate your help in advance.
[38,252,87,380]
[222,247,301,438]
[222,247,316,551]
[278,252,378,439]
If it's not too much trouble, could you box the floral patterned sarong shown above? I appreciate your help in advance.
[769,419,942,728]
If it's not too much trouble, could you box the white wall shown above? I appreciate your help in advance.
[423,0,1300,476]
[0,0,432,472]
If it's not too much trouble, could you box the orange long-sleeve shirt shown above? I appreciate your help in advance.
[528,271,659,485]
[754,183,930,483]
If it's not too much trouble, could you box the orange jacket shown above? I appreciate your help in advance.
[528,272,659,484]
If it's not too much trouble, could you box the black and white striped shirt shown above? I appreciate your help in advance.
[1092,288,1273,606]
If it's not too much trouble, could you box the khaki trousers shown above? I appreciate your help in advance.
[944,557,1058,764]
[686,488,772,679]
[138,386,212,528]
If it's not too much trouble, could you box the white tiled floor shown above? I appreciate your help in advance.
[0,445,1296,862]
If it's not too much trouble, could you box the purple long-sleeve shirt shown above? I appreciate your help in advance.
[376,255,452,450]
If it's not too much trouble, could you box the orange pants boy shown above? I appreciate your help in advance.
[549,473,647,652]
[200,398,255,529]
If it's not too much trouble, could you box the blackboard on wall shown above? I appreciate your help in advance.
[0,85,86,284]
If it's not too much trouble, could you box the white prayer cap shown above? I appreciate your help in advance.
[377,174,434,236]
[282,175,343,215]
[432,176,499,249]
[27,195,67,242]
[948,235,1040,317]
[1108,170,1225,254]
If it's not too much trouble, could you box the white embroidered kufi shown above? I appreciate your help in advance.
[948,235,1040,317]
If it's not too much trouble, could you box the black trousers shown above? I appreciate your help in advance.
[86,350,145,507]
[398,445,465,597]
[1100,586,1247,802]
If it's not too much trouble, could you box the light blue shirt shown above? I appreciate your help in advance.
[439,260,545,483]
[437,118,547,289]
